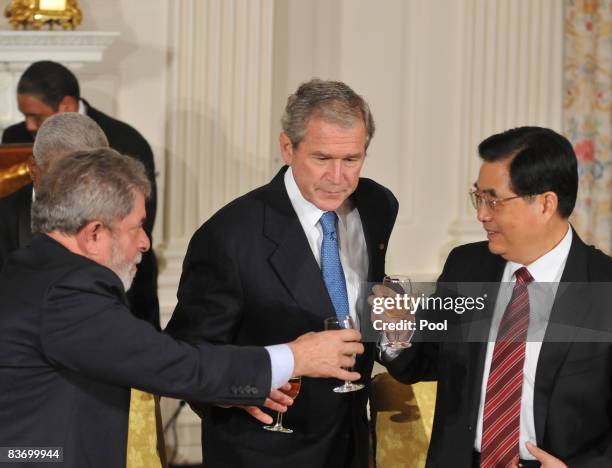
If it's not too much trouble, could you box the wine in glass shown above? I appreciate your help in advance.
[324,315,365,393]
[382,274,413,349]
[262,377,301,434]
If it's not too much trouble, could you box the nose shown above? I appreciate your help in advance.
[476,203,492,223]
[25,117,39,133]
[139,229,151,253]
[327,160,342,184]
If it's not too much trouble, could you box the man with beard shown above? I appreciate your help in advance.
[0,148,364,468]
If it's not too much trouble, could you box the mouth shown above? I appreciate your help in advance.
[484,228,499,240]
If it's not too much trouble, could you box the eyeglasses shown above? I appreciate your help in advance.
[469,190,525,211]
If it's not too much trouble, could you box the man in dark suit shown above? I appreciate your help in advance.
[382,127,612,467]
[0,148,364,468]
[1,60,159,329]
[0,113,108,274]
[166,79,398,467]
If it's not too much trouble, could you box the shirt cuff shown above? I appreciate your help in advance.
[265,344,294,391]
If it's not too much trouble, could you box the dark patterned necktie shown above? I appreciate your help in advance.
[481,267,533,468]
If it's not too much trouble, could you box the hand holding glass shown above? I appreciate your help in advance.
[262,377,301,434]
[323,316,365,393]
[381,275,414,349]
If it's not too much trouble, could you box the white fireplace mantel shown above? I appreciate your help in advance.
[0,31,119,70]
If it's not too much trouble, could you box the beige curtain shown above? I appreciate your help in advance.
[564,0,612,251]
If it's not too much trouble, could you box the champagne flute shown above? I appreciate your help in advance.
[262,377,301,434]
[382,274,413,349]
[324,315,365,393]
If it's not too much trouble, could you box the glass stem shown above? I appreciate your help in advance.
[276,411,283,428]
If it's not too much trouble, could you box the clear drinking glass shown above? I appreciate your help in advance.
[382,274,413,349]
[262,377,301,434]
[323,316,365,393]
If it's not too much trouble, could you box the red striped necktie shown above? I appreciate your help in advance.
[481,266,533,468]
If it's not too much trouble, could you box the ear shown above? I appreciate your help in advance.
[57,95,79,113]
[75,220,107,258]
[279,132,294,165]
[27,156,41,190]
[540,191,559,218]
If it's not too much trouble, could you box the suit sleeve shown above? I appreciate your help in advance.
[40,263,270,406]
[165,223,244,345]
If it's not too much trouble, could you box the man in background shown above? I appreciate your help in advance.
[0,113,108,271]
[1,60,159,328]
[0,147,364,468]
[167,79,398,467]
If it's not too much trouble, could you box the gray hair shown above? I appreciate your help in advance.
[281,78,375,149]
[32,148,151,235]
[33,113,109,170]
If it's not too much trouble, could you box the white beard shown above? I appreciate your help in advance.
[110,239,142,291]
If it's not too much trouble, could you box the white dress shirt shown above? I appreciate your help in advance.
[475,225,572,459]
[284,167,368,324]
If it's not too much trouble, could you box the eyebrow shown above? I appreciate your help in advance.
[311,151,364,159]
[472,182,497,197]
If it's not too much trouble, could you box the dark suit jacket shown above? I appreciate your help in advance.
[166,167,398,468]
[387,230,612,467]
[0,234,271,468]
[1,100,159,329]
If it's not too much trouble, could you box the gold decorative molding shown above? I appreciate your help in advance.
[5,0,82,30]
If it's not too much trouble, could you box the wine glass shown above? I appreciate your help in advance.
[324,315,365,393]
[382,274,413,349]
[262,376,301,434]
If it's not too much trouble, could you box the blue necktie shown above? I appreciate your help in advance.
[319,211,350,319]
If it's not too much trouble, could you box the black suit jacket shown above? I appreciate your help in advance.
[0,234,271,468]
[166,167,398,468]
[387,230,612,467]
[1,100,159,329]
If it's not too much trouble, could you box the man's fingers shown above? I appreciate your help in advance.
[339,355,356,369]
[371,284,397,297]
[262,397,288,414]
[525,442,566,467]
[341,341,364,356]
[334,328,361,342]
[525,442,550,461]
[333,369,361,382]
[267,388,293,407]
[242,405,273,425]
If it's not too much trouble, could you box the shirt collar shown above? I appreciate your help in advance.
[283,166,352,232]
[78,99,86,115]
[506,224,572,283]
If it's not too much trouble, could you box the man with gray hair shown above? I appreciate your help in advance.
[0,148,365,468]
[167,79,398,467]
[0,112,160,329]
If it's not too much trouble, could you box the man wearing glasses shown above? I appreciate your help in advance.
[383,127,612,467]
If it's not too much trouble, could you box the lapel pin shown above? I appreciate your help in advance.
[379,243,385,250]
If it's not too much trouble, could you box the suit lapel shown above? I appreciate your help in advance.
[466,253,506,426]
[263,169,336,322]
[533,230,591,445]
[351,186,383,282]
